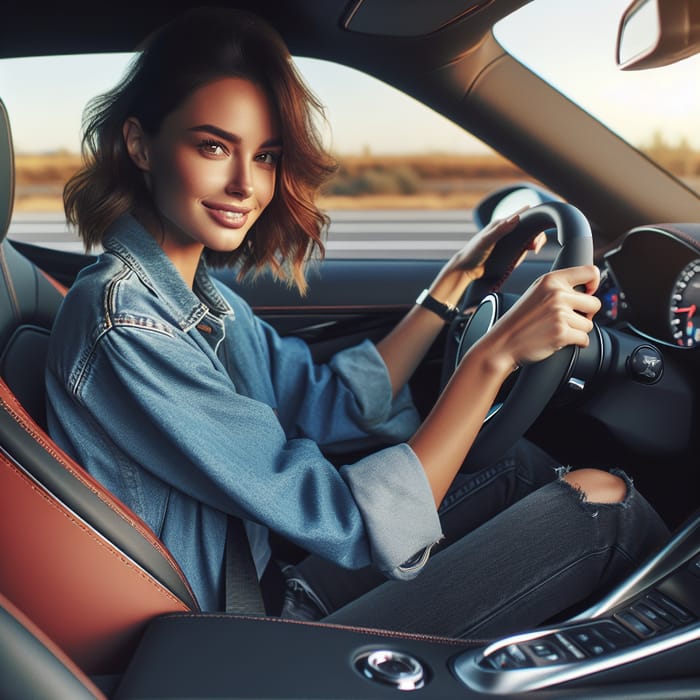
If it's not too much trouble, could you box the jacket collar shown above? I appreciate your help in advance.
[103,214,234,330]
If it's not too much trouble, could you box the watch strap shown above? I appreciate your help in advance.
[415,289,458,322]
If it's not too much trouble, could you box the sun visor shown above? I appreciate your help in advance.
[343,0,494,37]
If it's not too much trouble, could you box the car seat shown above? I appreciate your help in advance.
[0,97,199,677]
[0,592,106,699]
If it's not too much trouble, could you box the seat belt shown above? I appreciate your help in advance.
[224,515,266,615]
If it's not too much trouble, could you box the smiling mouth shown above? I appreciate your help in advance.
[203,203,251,228]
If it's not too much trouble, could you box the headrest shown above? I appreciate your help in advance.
[0,98,14,244]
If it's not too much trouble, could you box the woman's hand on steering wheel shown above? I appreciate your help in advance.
[428,206,547,309]
[477,265,602,373]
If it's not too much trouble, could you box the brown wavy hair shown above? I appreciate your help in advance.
[64,7,336,293]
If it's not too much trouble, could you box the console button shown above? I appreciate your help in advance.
[528,642,562,663]
[633,602,670,630]
[555,633,586,660]
[594,620,636,649]
[642,596,679,627]
[614,610,654,637]
[355,650,425,690]
[488,651,517,670]
[688,554,700,579]
[628,345,663,383]
[647,591,692,623]
[486,645,529,670]
[566,628,609,656]
[506,644,528,666]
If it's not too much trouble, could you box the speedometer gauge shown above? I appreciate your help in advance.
[670,259,700,347]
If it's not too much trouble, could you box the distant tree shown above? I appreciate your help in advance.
[641,131,699,177]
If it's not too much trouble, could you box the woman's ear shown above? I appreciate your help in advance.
[123,117,151,172]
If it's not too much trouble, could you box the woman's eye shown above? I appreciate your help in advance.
[256,151,280,166]
[198,139,227,157]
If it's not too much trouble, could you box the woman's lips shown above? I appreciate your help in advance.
[203,203,251,229]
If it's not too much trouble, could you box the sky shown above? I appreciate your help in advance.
[1,0,697,156]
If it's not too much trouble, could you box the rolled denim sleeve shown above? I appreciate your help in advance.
[340,443,443,580]
[329,341,421,442]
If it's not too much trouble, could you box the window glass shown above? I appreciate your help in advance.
[2,54,536,258]
[495,0,700,196]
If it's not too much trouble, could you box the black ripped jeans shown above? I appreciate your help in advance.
[286,440,670,640]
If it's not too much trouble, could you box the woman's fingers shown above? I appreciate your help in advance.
[488,265,602,366]
[558,288,601,320]
[558,263,600,292]
[529,231,547,253]
[481,206,530,243]
[557,307,595,348]
[536,269,601,347]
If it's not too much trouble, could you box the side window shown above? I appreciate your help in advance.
[2,55,536,258]
[2,53,135,252]
[298,58,537,259]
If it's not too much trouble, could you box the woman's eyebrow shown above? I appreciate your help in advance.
[188,123,282,148]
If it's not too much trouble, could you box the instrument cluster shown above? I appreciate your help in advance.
[595,226,700,349]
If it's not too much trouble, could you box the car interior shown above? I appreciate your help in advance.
[1,0,699,697]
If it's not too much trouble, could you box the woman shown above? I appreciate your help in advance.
[46,7,668,638]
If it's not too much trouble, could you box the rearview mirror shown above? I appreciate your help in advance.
[617,0,700,70]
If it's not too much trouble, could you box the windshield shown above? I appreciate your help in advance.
[495,0,700,197]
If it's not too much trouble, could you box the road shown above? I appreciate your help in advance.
[7,210,479,259]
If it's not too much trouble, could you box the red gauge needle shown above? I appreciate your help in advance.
[677,304,697,333]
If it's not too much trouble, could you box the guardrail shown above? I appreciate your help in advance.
[7,209,479,259]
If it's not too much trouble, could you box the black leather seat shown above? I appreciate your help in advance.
[0,96,65,428]
[0,97,199,679]
[0,238,65,428]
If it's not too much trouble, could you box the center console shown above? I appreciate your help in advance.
[114,512,700,698]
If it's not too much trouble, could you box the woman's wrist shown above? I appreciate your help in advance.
[464,333,520,378]
[415,289,458,322]
[428,270,478,309]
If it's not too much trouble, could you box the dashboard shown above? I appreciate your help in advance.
[595,224,700,349]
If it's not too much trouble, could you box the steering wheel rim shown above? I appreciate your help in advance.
[450,201,594,471]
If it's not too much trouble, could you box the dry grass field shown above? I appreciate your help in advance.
[13,151,534,212]
[327,152,526,180]
[15,152,83,185]
[14,151,82,212]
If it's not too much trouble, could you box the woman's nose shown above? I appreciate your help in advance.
[226,181,254,198]
[226,165,254,199]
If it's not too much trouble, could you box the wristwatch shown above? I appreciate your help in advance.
[415,289,458,322]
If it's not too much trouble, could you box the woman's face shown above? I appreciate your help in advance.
[132,77,281,255]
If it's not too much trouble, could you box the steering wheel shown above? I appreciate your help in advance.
[447,201,594,471]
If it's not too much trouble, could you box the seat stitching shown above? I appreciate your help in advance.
[157,612,488,647]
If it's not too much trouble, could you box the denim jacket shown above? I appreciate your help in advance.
[45,215,442,611]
